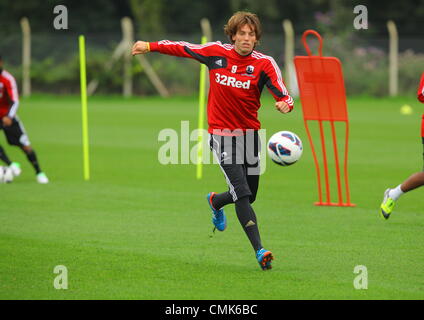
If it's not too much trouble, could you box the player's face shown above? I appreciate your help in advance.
[232,24,257,56]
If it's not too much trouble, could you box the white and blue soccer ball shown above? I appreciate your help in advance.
[267,131,303,166]
[0,166,14,183]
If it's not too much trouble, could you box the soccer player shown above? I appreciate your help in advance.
[380,72,424,218]
[0,55,49,183]
[132,11,294,270]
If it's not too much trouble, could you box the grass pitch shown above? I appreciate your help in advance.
[0,93,423,299]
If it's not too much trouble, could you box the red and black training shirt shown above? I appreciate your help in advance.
[149,40,294,134]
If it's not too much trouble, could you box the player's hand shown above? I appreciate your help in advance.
[275,101,290,114]
[132,41,150,56]
[2,116,12,127]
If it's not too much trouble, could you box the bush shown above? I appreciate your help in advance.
[3,32,422,97]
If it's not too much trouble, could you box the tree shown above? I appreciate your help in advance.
[130,0,164,36]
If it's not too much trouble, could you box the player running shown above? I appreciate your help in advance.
[380,72,424,218]
[0,55,49,183]
[132,11,294,270]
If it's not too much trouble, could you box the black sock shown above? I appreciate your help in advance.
[0,146,12,166]
[25,150,41,174]
[212,191,234,209]
[235,196,262,252]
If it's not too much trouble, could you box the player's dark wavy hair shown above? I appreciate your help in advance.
[224,11,262,45]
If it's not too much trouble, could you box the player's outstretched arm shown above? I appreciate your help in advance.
[132,40,218,61]
[132,41,150,56]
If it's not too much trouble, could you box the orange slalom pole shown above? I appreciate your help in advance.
[344,121,355,206]
[318,120,331,204]
[330,120,343,205]
[304,120,323,204]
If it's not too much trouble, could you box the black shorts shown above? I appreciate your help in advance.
[209,131,261,202]
[0,116,31,147]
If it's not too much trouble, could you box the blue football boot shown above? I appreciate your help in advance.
[206,192,227,232]
[256,248,274,270]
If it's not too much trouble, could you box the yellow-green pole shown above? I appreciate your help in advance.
[196,36,207,180]
[79,35,90,181]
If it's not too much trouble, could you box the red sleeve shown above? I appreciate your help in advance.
[418,72,424,103]
[4,74,19,103]
[263,58,294,111]
[2,72,20,118]
[149,40,221,63]
[421,114,423,138]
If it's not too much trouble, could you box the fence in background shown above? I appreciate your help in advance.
[1,17,423,97]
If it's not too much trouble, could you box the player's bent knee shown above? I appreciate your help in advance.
[249,194,256,204]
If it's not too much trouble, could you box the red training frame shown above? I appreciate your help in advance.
[294,30,355,207]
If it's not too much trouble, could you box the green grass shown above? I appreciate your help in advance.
[0,93,423,299]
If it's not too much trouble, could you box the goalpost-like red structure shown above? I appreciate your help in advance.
[294,30,355,207]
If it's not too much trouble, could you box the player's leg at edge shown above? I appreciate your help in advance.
[380,188,396,219]
[381,136,424,219]
[380,172,424,219]
[3,117,49,183]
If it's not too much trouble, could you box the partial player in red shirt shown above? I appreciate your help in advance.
[380,72,424,219]
[0,55,49,183]
[132,11,294,270]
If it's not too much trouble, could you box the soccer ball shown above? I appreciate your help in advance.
[0,166,14,183]
[267,131,303,166]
